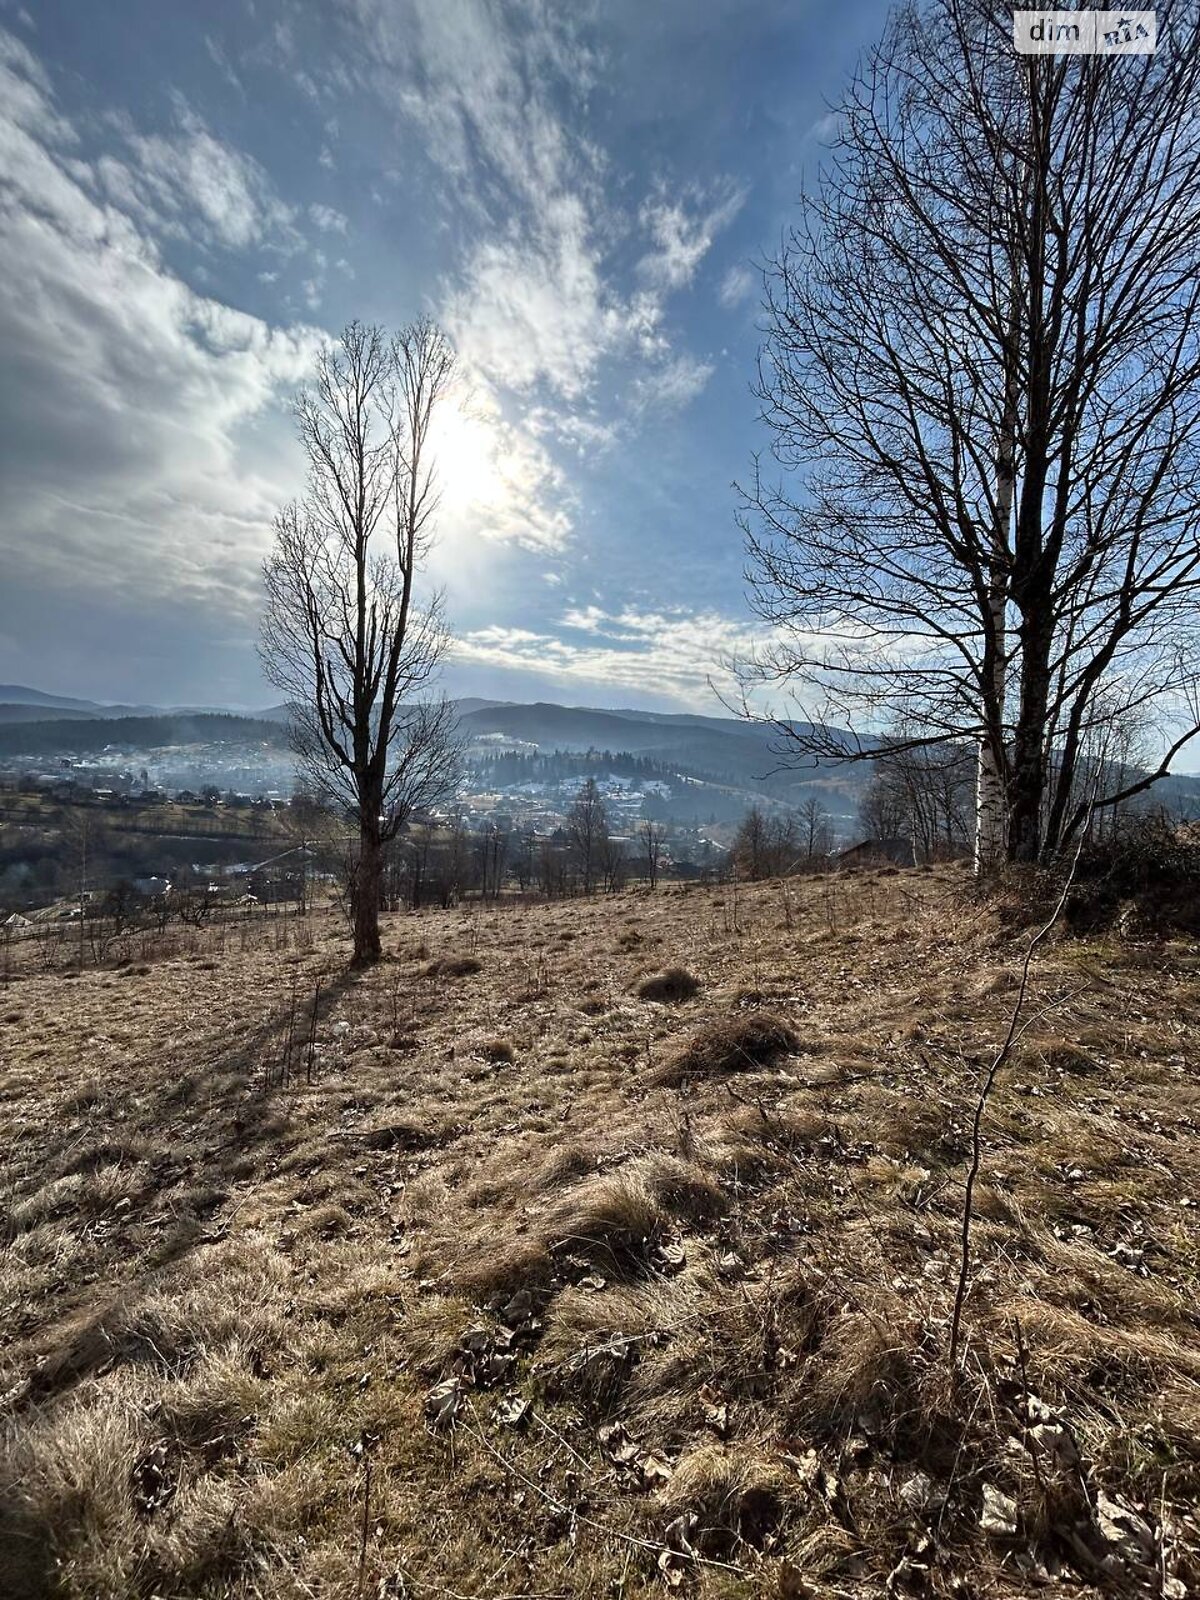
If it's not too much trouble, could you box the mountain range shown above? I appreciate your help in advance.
[0,686,856,809]
[5,686,1197,821]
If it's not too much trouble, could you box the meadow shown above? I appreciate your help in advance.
[1,868,1197,1597]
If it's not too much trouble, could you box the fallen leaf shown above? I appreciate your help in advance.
[501,1289,535,1326]
[664,1511,699,1556]
[897,1468,946,1516]
[1095,1491,1155,1567]
[1028,1420,1079,1470]
[494,1395,531,1429]
[697,1383,729,1438]
[639,1450,674,1489]
[131,1442,175,1518]
[425,1377,465,1432]
[657,1550,686,1589]
[980,1484,1019,1538]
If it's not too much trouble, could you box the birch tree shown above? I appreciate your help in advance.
[741,0,1200,867]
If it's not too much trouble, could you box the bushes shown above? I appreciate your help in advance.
[1063,817,1200,935]
[422,955,482,977]
[992,817,1200,937]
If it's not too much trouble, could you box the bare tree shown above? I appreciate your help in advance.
[858,769,910,845]
[566,778,608,895]
[731,805,771,881]
[860,735,975,861]
[261,321,460,964]
[513,826,538,894]
[638,817,664,890]
[797,796,832,862]
[475,823,508,902]
[59,807,97,972]
[740,0,1200,869]
[598,831,628,894]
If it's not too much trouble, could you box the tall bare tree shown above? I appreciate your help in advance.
[740,0,1200,868]
[261,321,460,964]
[860,736,975,861]
[638,817,664,890]
[566,777,608,894]
[797,795,832,861]
[731,805,770,881]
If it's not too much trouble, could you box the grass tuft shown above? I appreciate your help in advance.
[636,966,701,1003]
[649,1011,799,1087]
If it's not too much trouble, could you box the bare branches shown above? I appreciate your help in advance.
[948,815,1091,1366]
[740,0,1200,865]
[260,321,461,963]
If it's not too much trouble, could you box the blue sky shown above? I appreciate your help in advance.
[0,0,888,711]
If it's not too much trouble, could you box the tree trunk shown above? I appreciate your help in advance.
[975,580,1008,873]
[353,825,384,965]
[975,262,1021,875]
[1007,604,1054,863]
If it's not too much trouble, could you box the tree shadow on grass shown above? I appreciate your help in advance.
[5,960,364,1412]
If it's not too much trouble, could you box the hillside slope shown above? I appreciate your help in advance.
[1,874,1197,1597]
[457,701,858,801]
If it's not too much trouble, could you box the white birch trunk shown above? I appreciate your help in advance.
[974,574,1008,872]
[975,289,1019,874]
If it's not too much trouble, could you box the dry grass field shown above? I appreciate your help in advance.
[1,869,1198,1598]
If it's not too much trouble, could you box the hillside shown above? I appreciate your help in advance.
[6,689,1200,826]
[458,701,860,805]
[0,687,169,723]
[0,686,117,712]
[0,714,289,761]
[1,872,1197,1598]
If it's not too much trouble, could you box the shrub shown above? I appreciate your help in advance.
[649,1012,798,1087]
[422,955,482,977]
[542,1156,727,1275]
[1063,817,1200,935]
[661,1445,788,1556]
[476,1037,516,1064]
[636,967,701,1003]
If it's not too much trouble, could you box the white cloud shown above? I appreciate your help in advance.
[442,197,622,403]
[631,352,715,413]
[338,0,734,428]
[204,34,244,97]
[719,263,756,308]
[430,371,572,552]
[115,98,299,252]
[638,183,746,293]
[456,605,765,706]
[0,29,322,622]
[308,201,348,234]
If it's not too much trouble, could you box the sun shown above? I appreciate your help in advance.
[429,391,509,518]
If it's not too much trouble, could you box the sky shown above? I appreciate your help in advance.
[0,0,889,713]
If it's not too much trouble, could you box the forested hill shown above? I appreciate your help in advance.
[456,700,856,797]
[0,714,288,759]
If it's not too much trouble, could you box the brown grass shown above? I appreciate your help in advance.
[1,870,1198,1597]
[635,966,701,1003]
[648,1009,799,1086]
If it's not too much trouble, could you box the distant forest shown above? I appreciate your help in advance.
[469,748,683,787]
[0,715,288,760]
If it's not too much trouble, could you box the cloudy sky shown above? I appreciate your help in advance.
[0,0,887,711]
